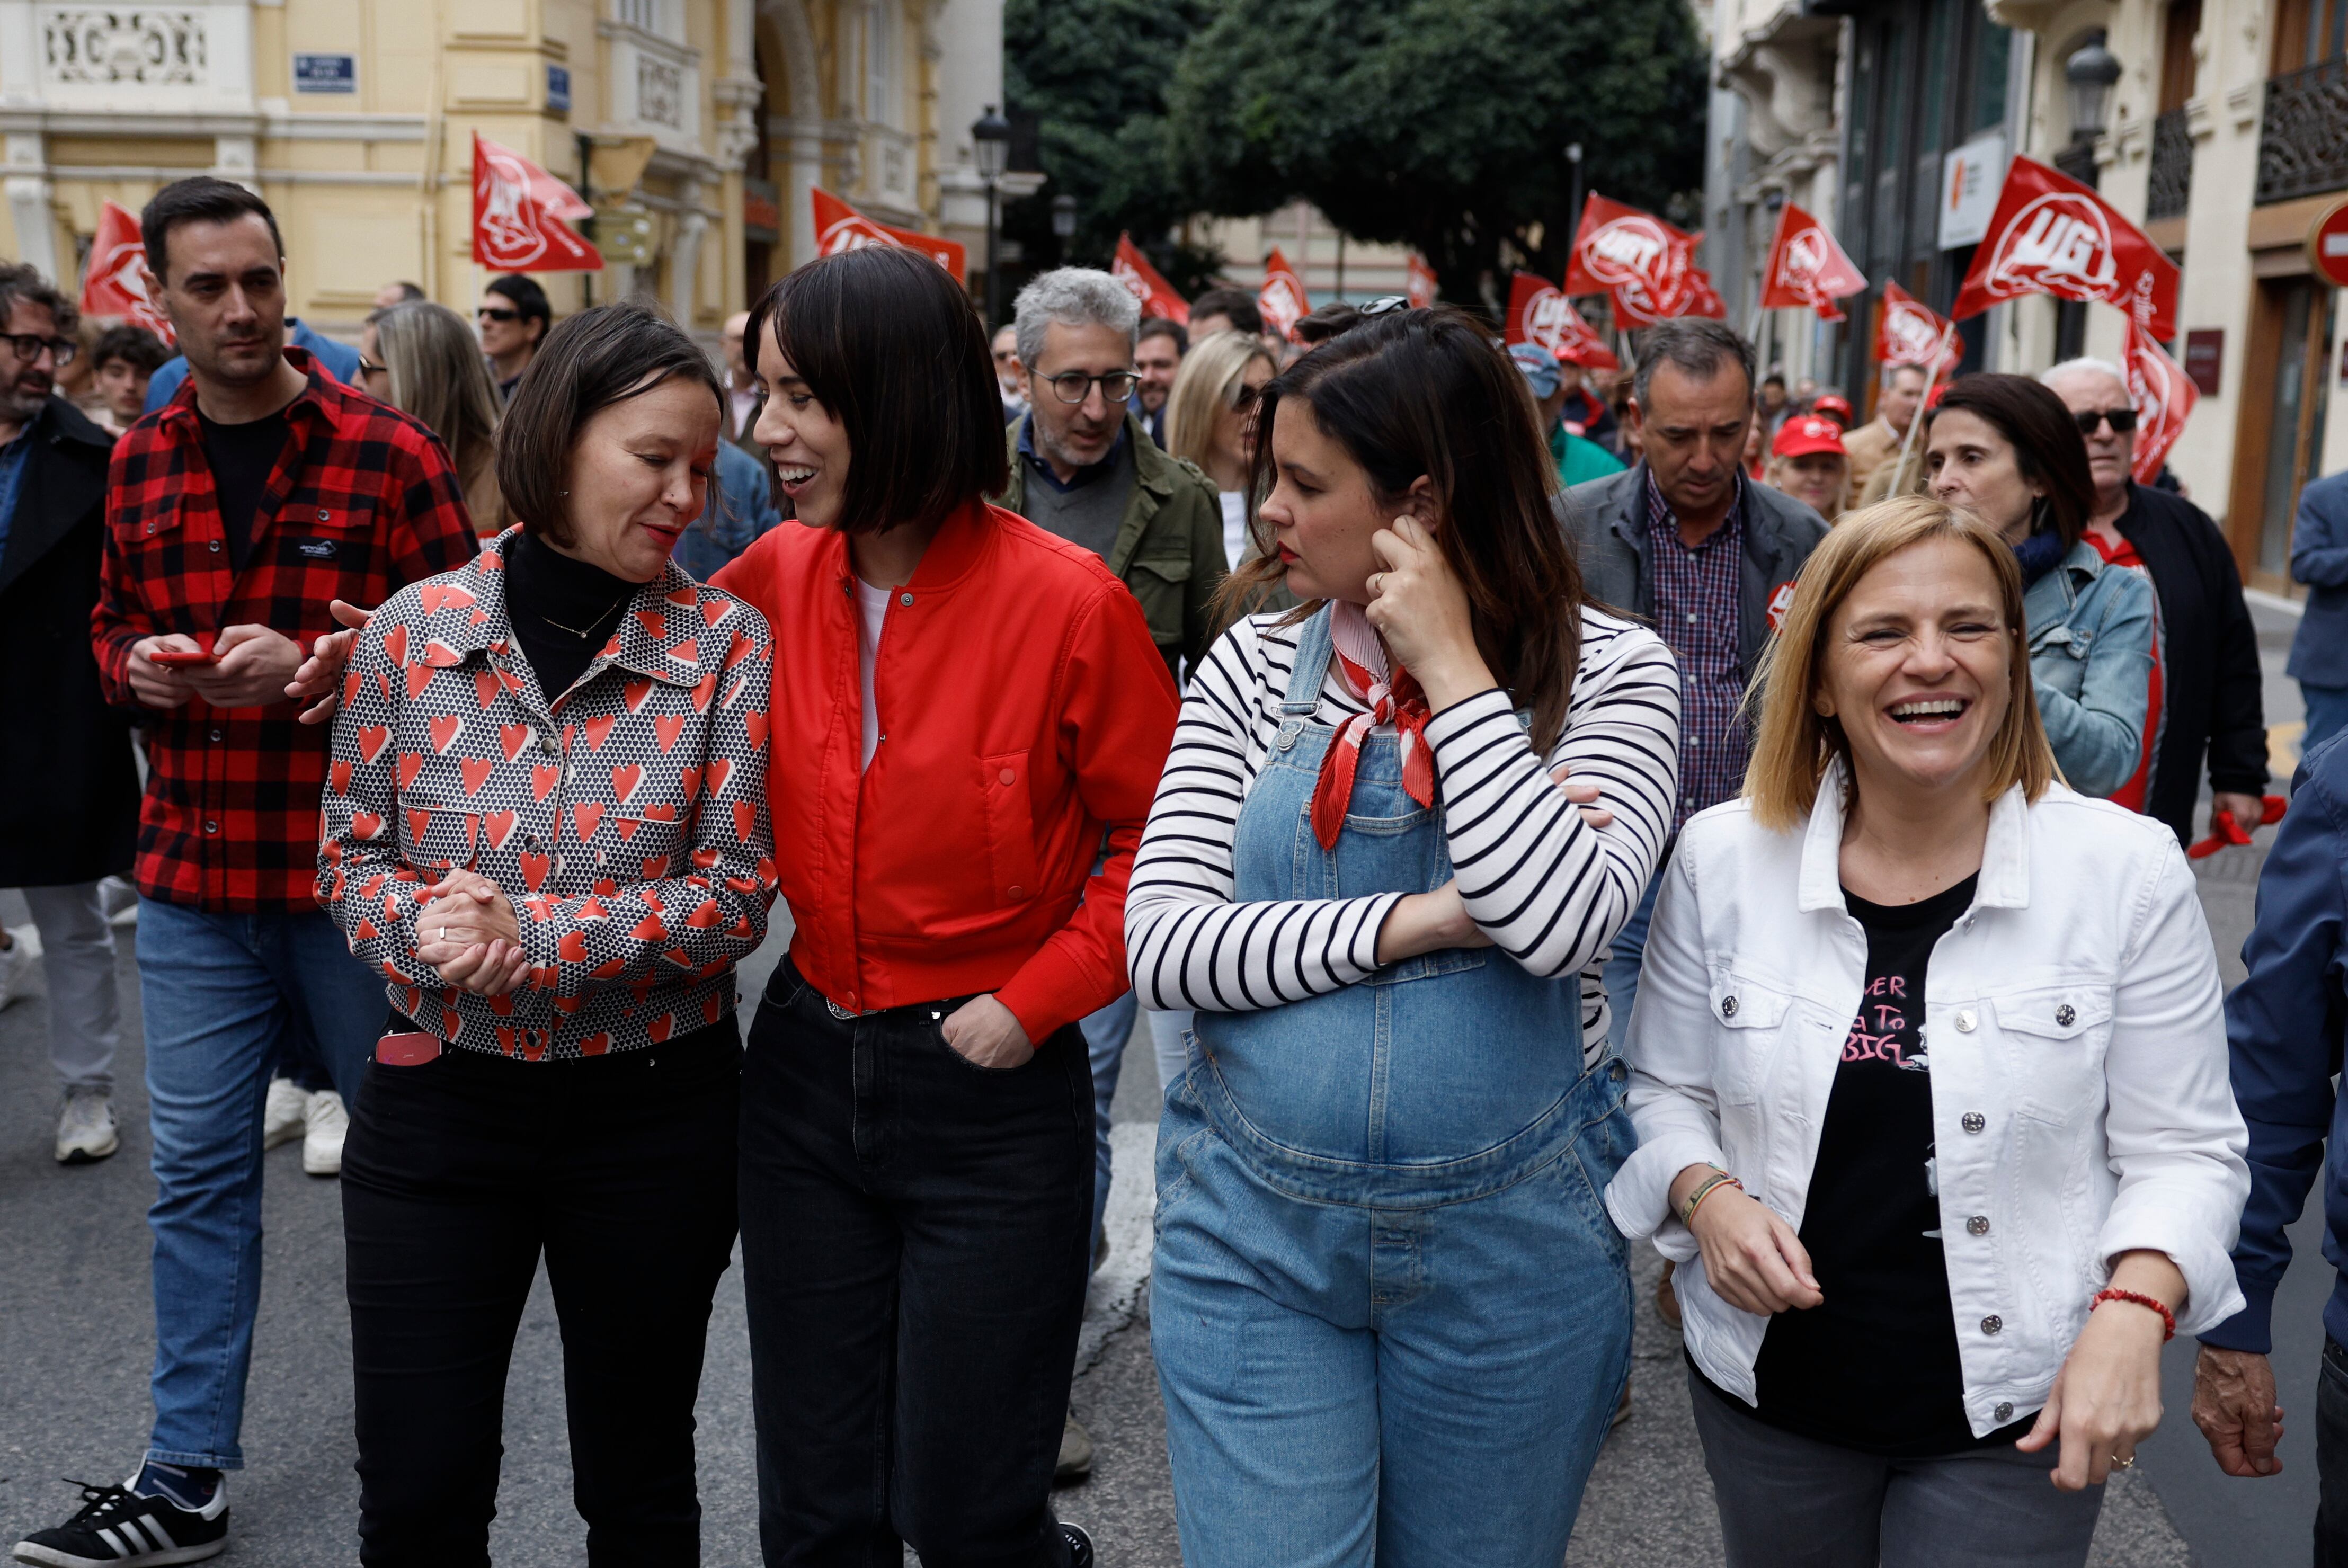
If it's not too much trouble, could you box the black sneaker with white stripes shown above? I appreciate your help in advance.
[11,1477,228,1567]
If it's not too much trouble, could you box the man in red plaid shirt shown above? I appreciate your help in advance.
[17,177,476,1565]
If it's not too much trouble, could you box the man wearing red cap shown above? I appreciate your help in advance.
[1809,393,1855,430]
[1763,415,1851,521]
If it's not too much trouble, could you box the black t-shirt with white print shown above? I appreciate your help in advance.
[1729,871,2029,1456]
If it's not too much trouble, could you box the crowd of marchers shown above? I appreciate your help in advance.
[7,173,2348,1568]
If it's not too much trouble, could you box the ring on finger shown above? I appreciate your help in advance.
[2111,1454,2136,1470]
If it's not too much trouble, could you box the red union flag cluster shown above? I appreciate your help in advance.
[1952,157,2179,338]
[1111,234,1188,323]
[471,132,601,273]
[2123,317,2196,483]
[79,199,175,345]
[1876,282,1961,374]
[810,188,967,278]
[1406,253,1439,309]
[1502,273,1619,371]
[1760,203,1866,320]
[1259,248,1310,342]
[1567,194,1709,325]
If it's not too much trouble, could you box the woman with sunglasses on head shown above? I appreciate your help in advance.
[1127,305,1682,1562]
[1924,374,2155,801]
[715,246,1177,1566]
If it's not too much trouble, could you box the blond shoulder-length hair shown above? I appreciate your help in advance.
[1164,329,1276,474]
[1744,495,2055,831]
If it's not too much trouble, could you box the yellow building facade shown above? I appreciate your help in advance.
[0,0,1005,345]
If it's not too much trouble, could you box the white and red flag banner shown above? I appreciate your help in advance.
[1683,265,1728,320]
[1112,234,1188,323]
[1259,248,1310,342]
[1951,156,2179,339]
[1406,253,1439,309]
[1566,194,1703,326]
[1502,273,1620,370]
[810,188,968,279]
[79,199,174,344]
[472,132,601,273]
[1760,202,1866,320]
[1875,282,1962,374]
[2123,317,2196,483]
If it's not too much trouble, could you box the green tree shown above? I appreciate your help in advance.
[1002,0,1224,294]
[1165,0,1707,301]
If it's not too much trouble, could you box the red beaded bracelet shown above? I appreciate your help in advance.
[2090,1287,2176,1342]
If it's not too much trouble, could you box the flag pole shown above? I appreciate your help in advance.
[1889,323,1955,493]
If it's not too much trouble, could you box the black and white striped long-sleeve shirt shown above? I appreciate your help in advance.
[1126,607,1681,1054]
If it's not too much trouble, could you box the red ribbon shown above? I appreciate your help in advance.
[1310,638,1436,851]
[2186,794,2287,860]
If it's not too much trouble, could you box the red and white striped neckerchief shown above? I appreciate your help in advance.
[1310,600,1437,850]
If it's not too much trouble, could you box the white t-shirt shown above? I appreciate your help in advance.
[1218,490,1248,571]
[855,577,891,769]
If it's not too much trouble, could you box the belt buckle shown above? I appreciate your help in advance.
[826,999,857,1021]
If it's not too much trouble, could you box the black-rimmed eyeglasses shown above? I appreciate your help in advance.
[1,333,77,367]
[1042,370,1140,405]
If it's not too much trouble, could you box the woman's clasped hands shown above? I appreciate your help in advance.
[414,868,532,996]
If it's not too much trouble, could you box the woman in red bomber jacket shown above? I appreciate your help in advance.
[711,248,1176,1565]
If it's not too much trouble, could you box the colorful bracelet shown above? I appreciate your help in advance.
[2090,1287,2176,1342]
[1678,1169,1744,1227]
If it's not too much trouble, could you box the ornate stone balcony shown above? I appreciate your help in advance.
[2258,57,2348,206]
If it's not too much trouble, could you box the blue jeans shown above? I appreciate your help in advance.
[1604,861,1665,1054]
[1148,1007,1193,1101]
[138,898,383,1469]
[2305,682,2348,762]
[1077,991,1138,1251]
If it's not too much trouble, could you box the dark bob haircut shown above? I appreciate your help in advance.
[1221,306,1589,755]
[1926,372,2097,550]
[495,302,726,547]
[744,245,1007,534]
[141,177,284,285]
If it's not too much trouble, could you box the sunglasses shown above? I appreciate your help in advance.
[477,306,521,323]
[2073,406,2137,435]
[358,355,387,377]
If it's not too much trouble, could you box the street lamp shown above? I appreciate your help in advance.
[2065,33,2122,144]
[972,105,1010,327]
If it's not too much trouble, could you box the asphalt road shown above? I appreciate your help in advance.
[0,598,2326,1566]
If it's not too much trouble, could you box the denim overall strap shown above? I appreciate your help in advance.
[1188,606,1613,1211]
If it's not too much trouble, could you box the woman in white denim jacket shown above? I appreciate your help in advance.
[1606,497,2247,1567]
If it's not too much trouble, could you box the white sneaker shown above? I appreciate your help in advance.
[0,923,42,1010]
[303,1090,348,1177]
[261,1077,310,1150]
[100,875,140,927]
[56,1089,119,1164]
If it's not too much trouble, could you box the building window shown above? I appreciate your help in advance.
[615,0,683,45]
[862,2,896,126]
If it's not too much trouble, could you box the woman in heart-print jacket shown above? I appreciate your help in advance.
[315,303,776,1561]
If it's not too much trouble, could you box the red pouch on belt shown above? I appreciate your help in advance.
[376,1031,442,1066]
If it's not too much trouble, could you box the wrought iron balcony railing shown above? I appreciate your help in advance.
[2148,106,2193,219]
[2258,57,2348,205]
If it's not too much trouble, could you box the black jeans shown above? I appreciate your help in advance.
[739,960,1093,1568]
[341,1021,742,1567]
[2321,1337,2348,1567]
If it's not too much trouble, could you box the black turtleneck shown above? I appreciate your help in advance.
[504,532,636,701]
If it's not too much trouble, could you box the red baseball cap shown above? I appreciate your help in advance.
[1772,415,1847,459]
[1811,393,1855,426]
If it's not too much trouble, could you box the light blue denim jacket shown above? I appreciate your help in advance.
[2022,537,2156,799]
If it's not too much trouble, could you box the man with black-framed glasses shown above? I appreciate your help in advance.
[2042,357,2266,848]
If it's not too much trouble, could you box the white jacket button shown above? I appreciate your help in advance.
[1962,1111,1986,1133]
[1981,1315,2003,1335]
[1994,1401,2014,1421]
[1954,1008,1977,1033]
[1722,995,1739,1018]
[1967,1215,1990,1236]
[2056,1003,2076,1027]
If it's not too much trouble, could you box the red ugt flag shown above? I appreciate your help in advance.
[1760,203,1866,320]
[1406,253,1439,309]
[1566,194,1703,326]
[1259,249,1310,342]
[472,132,601,273]
[1951,156,2179,338]
[810,188,967,279]
[1876,282,1962,373]
[80,200,174,345]
[2123,317,2196,483]
[1112,234,1188,323]
[1502,273,1620,370]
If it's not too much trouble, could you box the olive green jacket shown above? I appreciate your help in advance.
[995,412,1228,683]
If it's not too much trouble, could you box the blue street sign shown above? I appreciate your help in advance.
[547,64,572,114]
[292,54,355,94]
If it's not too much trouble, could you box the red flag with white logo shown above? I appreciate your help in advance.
[1503,273,1621,371]
[1406,253,1439,309]
[1951,156,2179,338]
[810,188,967,279]
[1875,282,1962,373]
[1259,248,1310,342]
[1111,234,1188,323]
[1682,265,1729,320]
[1566,194,1704,326]
[1759,203,1866,320]
[79,199,174,345]
[2123,317,2196,483]
[472,132,601,273]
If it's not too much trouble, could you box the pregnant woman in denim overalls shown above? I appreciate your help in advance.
[1127,307,1683,1565]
